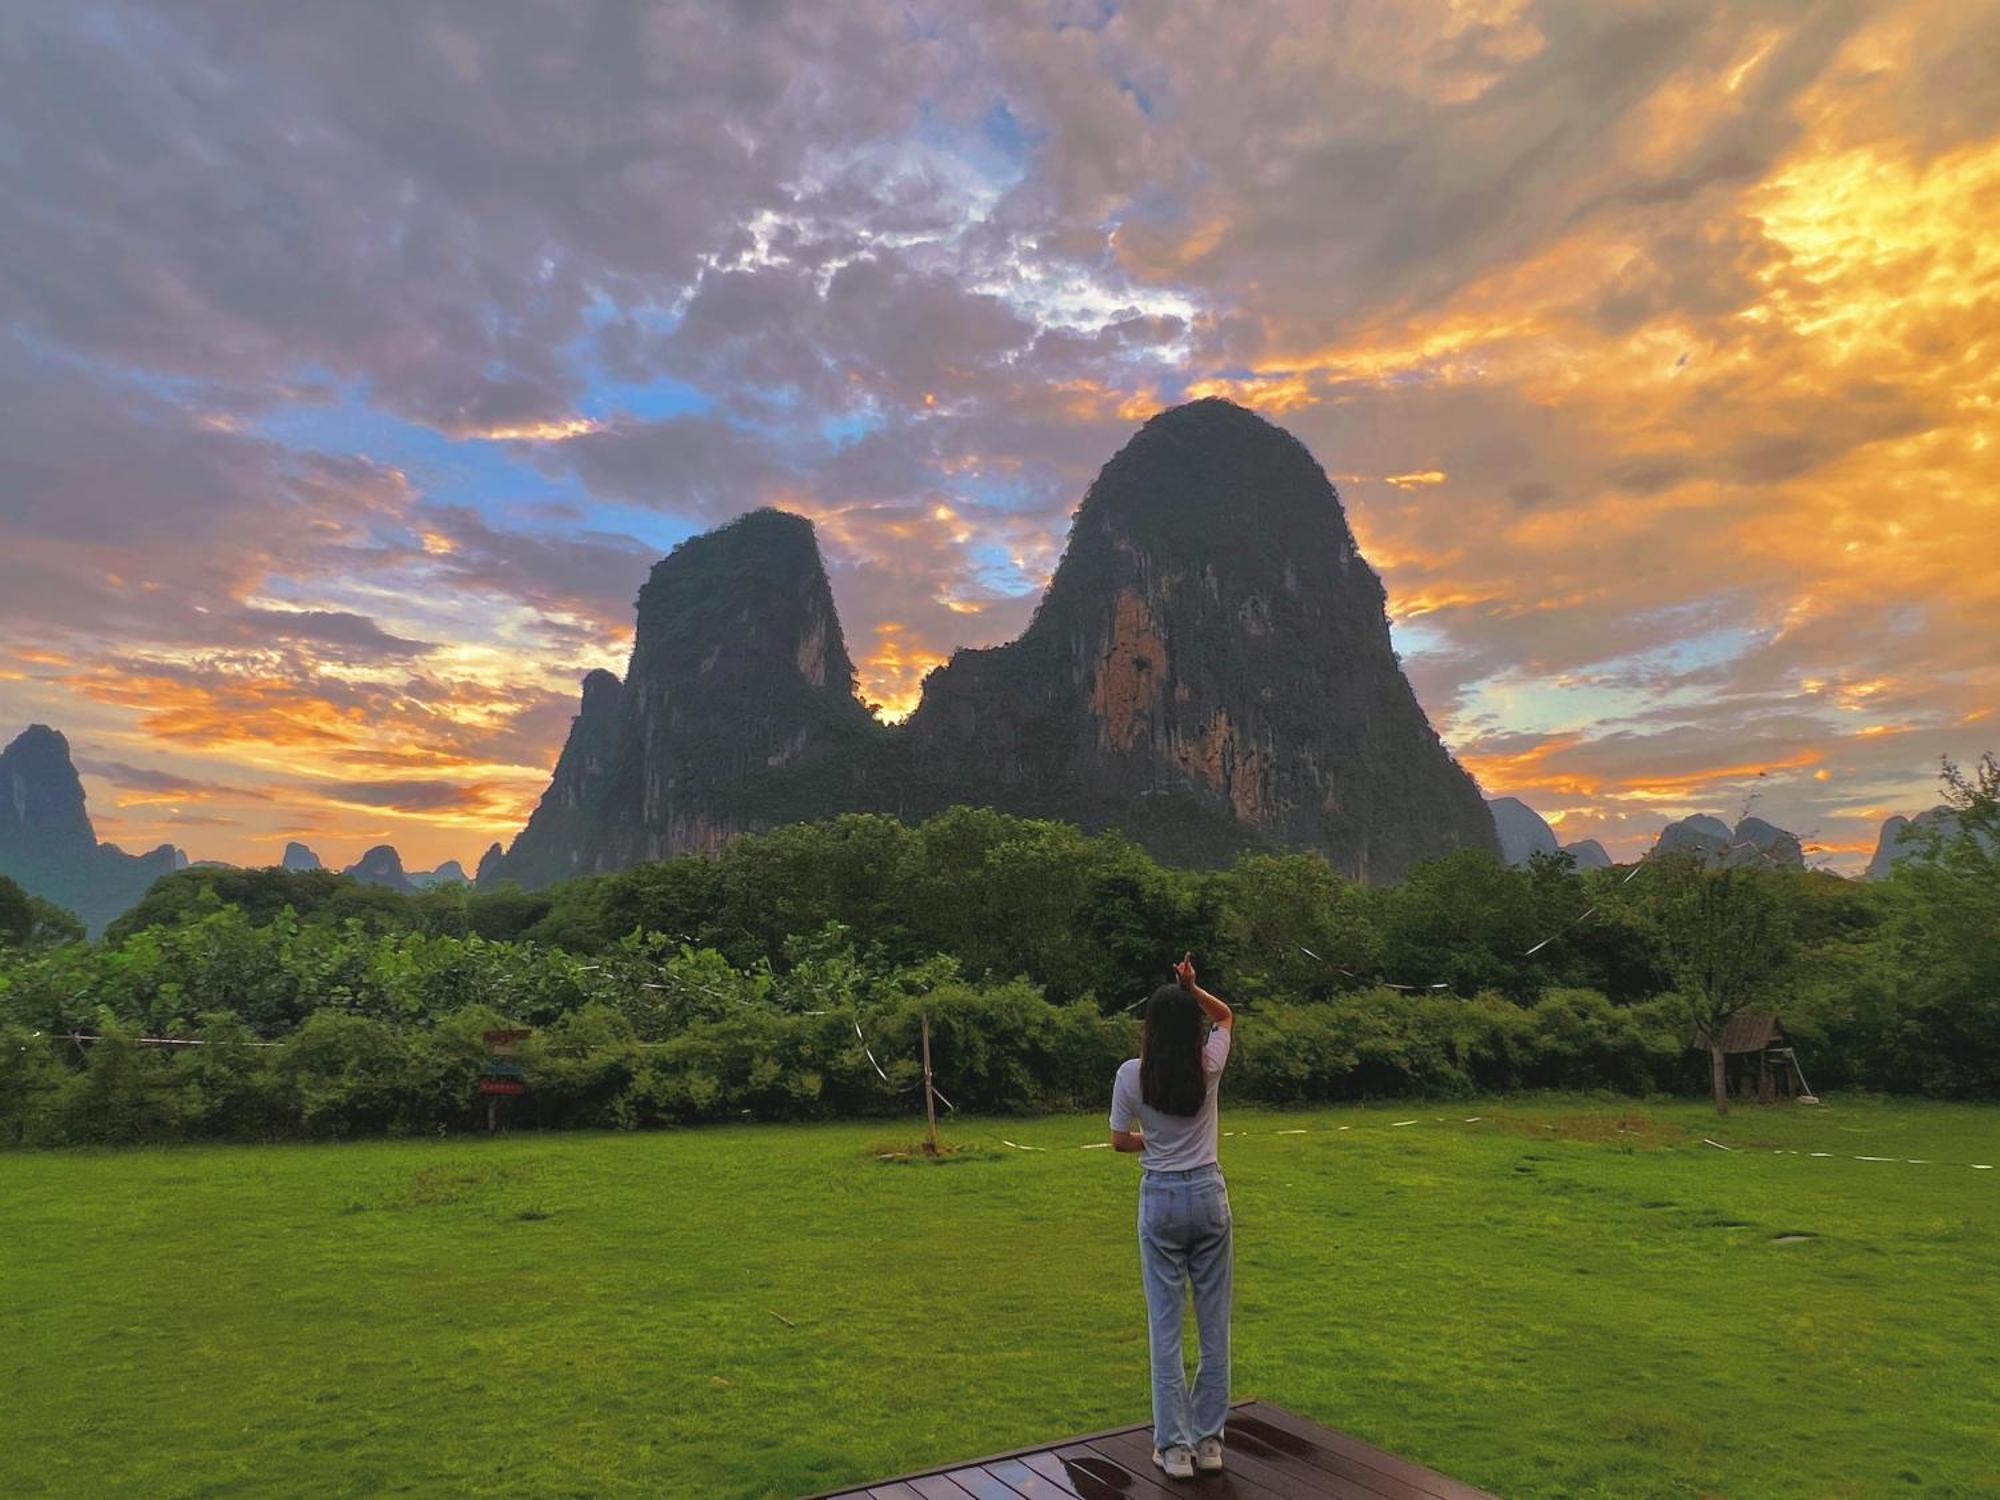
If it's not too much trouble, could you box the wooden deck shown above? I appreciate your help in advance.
[807,1399,1497,1500]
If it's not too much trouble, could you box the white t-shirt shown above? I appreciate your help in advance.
[1109,1025,1232,1172]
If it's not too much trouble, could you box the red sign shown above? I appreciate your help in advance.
[477,1078,527,1096]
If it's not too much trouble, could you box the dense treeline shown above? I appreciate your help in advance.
[102,808,1662,1007]
[4,759,1995,1145]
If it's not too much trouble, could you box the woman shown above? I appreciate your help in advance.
[1109,952,1235,1480]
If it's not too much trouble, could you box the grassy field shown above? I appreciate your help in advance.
[4,1095,1996,1500]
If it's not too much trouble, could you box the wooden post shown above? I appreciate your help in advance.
[921,1012,939,1157]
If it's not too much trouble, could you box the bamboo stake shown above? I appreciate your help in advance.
[921,1012,939,1157]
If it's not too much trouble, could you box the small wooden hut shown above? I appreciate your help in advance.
[1718,1014,1814,1103]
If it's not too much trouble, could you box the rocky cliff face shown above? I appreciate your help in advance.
[1732,816,1805,870]
[489,668,628,886]
[1489,797,1560,865]
[2,724,97,865]
[345,845,415,892]
[474,841,506,885]
[280,841,323,872]
[1563,838,1613,870]
[487,401,1499,886]
[895,401,1496,875]
[0,724,181,932]
[1865,805,1992,878]
[490,510,882,887]
[1651,813,1804,870]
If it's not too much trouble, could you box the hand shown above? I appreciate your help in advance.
[1174,951,1196,992]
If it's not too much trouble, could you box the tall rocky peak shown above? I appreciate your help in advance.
[1486,800,1608,870]
[1733,816,1804,869]
[622,509,863,722]
[487,511,880,887]
[475,841,506,885]
[1489,797,1559,865]
[496,670,627,885]
[1865,805,1991,878]
[489,402,1498,886]
[345,845,415,892]
[1651,813,1805,870]
[1563,838,1613,870]
[280,841,323,872]
[902,399,1496,877]
[1867,814,1914,880]
[0,724,180,933]
[1,724,98,862]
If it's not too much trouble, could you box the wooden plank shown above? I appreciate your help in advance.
[1014,1452,1096,1497]
[824,1476,979,1500]
[799,1422,1154,1500]
[1227,1441,1405,1500]
[1049,1443,1184,1500]
[1025,1445,1194,1500]
[1191,1420,1415,1500]
[940,1467,1032,1500]
[1131,1427,1397,1500]
[1233,1403,1497,1500]
[1086,1427,1302,1500]
[984,1457,1082,1497]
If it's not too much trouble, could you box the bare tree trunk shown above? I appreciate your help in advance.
[1710,1040,1730,1117]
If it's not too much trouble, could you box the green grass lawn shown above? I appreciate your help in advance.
[4,1095,1997,1499]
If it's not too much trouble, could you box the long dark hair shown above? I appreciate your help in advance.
[1140,983,1205,1117]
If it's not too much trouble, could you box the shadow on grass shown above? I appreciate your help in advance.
[867,1140,1007,1166]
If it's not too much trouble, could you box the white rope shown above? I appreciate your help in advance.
[48,1030,281,1050]
[851,1017,892,1083]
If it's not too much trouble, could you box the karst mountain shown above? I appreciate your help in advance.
[488,399,1499,887]
[0,725,182,934]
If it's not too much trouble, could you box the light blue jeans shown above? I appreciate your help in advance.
[1137,1163,1232,1451]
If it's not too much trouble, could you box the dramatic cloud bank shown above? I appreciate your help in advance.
[2,0,1994,870]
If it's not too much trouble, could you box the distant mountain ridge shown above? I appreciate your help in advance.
[0,725,182,934]
[488,400,1500,887]
[1650,813,1805,870]
[281,841,323,872]
[1489,797,1558,863]
[0,724,489,930]
[1564,838,1612,870]
[1486,796,1614,869]
[1866,805,1991,878]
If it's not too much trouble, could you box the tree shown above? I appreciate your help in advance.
[1644,854,1794,1114]
[0,875,31,948]
[0,875,84,952]
[1882,753,2000,1095]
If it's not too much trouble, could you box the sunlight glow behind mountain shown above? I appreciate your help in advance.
[1,1,1993,872]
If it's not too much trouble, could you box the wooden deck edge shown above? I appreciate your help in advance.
[794,1400,1261,1499]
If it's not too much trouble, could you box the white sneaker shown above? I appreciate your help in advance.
[1153,1444,1196,1480]
[1194,1436,1224,1473]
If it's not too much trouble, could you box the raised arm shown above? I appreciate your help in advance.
[1175,952,1232,1029]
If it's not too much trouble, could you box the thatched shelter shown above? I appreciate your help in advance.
[1717,1014,1814,1102]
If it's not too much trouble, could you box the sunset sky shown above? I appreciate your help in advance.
[2,1,1995,874]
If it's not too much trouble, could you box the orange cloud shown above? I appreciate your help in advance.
[857,621,947,722]
[1182,374,1316,413]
